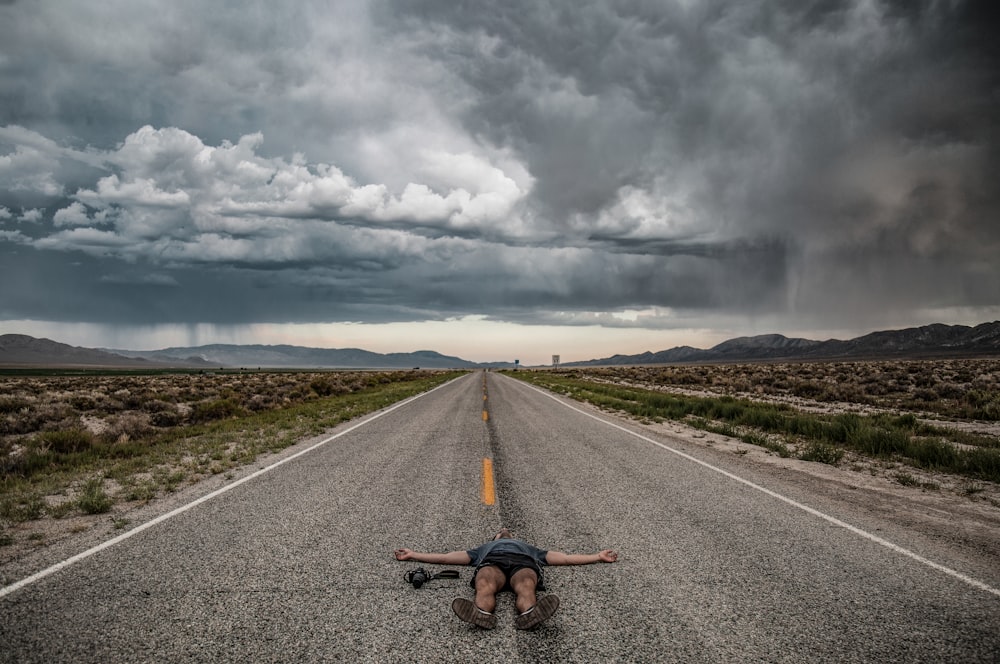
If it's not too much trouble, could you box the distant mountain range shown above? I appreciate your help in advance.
[1,321,998,369]
[109,344,497,369]
[0,334,497,369]
[0,334,174,368]
[565,321,1000,366]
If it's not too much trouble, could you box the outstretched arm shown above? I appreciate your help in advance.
[394,548,472,565]
[546,549,618,565]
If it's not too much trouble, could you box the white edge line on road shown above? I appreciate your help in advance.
[0,377,460,599]
[522,380,1000,599]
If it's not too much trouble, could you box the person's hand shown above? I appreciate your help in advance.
[598,549,618,563]
[394,548,414,561]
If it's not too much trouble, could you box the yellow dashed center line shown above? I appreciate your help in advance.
[480,373,495,505]
[481,458,496,505]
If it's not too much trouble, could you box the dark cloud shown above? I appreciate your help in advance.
[383,0,999,235]
[382,0,999,316]
[1,0,998,342]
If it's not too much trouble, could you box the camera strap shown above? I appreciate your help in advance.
[430,570,460,580]
[404,569,461,583]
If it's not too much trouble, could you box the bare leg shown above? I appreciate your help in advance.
[511,568,560,629]
[509,568,539,614]
[473,565,506,613]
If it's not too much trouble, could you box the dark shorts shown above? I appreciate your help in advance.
[470,552,545,592]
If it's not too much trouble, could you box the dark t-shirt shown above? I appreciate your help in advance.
[466,539,549,567]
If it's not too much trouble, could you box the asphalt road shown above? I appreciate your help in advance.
[2,371,999,662]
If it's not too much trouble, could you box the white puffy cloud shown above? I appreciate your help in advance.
[53,202,93,227]
[0,145,63,196]
[0,125,106,197]
[32,228,137,265]
[17,208,44,223]
[0,229,29,243]
[78,175,192,209]
[31,124,531,265]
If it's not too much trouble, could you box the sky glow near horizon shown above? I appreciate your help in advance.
[1,1,998,365]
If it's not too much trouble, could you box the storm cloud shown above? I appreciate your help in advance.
[1,0,998,351]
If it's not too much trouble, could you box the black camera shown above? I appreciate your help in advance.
[405,568,429,588]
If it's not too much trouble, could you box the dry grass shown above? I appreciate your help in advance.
[562,358,1000,423]
[0,369,461,557]
[1,370,413,448]
[511,359,1000,503]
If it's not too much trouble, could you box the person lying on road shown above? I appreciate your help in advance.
[394,528,618,630]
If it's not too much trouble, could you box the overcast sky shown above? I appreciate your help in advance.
[1,0,998,364]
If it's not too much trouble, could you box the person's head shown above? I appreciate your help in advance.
[493,528,514,540]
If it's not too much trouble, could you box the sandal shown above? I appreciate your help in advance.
[452,597,497,629]
[515,594,560,630]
